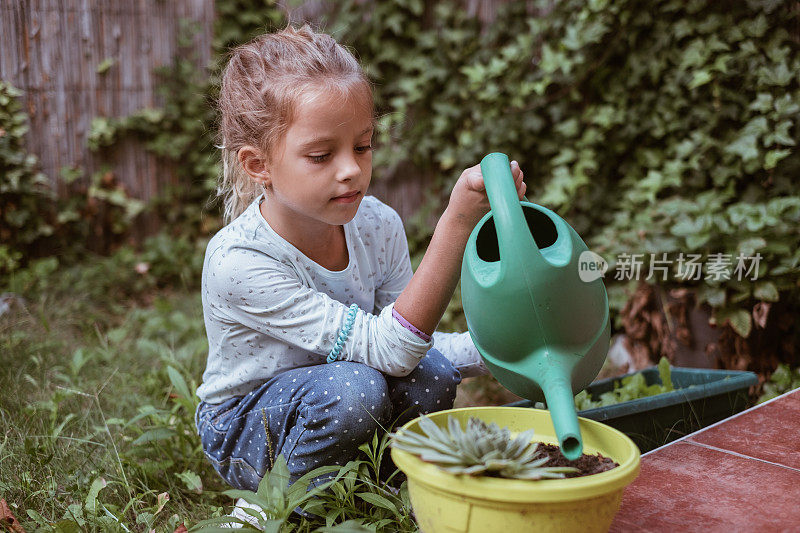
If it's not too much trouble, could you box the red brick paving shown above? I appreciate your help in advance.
[610,389,800,532]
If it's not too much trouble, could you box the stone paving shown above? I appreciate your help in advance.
[611,387,800,531]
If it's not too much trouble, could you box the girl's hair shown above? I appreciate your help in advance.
[217,24,374,224]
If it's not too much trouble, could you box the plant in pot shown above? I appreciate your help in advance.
[389,406,640,533]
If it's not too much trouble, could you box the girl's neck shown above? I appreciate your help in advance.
[259,199,349,271]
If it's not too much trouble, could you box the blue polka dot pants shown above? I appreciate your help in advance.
[195,348,460,491]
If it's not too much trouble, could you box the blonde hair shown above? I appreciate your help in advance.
[217,24,374,224]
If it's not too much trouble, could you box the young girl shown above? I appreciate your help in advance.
[195,24,527,495]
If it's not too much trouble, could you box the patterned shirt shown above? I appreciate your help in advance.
[196,195,487,403]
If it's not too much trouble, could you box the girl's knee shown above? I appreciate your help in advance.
[417,348,462,390]
[393,349,461,416]
[315,363,392,431]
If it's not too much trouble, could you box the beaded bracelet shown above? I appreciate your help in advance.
[327,303,359,363]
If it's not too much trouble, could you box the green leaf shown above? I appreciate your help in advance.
[717,308,752,338]
[759,61,793,86]
[774,93,800,116]
[53,520,82,533]
[167,366,193,401]
[679,40,709,70]
[84,477,106,514]
[754,281,779,302]
[177,470,203,493]
[737,237,767,255]
[658,357,674,391]
[686,233,711,249]
[27,509,50,526]
[688,70,712,89]
[725,133,759,161]
[315,520,374,532]
[704,286,727,307]
[764,149,791,170]
[355,492,398,512]
[132,427,177,446]
[189,515,252,530]
[96,57,116,74]
[749,93,773,112]
[745,14,768,37]
[768,120,796,146]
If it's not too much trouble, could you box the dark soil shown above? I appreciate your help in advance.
[538,443,619,477]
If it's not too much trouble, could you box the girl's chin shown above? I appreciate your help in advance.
[322,199,362,224]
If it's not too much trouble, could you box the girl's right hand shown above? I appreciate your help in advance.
[446,160,527,230]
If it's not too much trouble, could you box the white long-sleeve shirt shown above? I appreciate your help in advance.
[196,195,487,404]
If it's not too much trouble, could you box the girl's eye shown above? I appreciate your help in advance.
[308,153,330,164]
[308,145,371,164]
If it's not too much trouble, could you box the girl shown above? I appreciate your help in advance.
[195,24,527,497]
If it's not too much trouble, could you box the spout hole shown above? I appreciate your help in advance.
[474,208,559,263]
[561,437,582,460]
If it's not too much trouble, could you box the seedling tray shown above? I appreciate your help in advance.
[506,366,758,452]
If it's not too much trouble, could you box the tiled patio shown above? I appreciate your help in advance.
[611,388,800,532]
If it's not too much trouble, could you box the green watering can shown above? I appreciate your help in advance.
[461,153,610,460]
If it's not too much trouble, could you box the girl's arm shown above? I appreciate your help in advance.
[432,331,489,378]
[394,160,526,336]
[371,200,489,378]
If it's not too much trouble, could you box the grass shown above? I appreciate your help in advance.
[0,284,229,530]
[0,254,422,531]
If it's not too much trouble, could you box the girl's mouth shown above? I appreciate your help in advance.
[331,191,361,204]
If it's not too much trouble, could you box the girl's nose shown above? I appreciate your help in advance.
[337,154,361,182]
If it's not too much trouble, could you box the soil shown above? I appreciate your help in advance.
[537,443,619,477]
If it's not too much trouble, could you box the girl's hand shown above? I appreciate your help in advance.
[446,159,526,230]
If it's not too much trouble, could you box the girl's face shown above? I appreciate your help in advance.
[264,89,374,228]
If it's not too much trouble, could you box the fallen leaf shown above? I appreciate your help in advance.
[174,524,188,533]
[156,492,170,515]
[0,499,26,533]
[752,301,771,329]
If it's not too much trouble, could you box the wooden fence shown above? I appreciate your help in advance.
[0,1,214,226]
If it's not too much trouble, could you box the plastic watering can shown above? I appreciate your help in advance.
[461,153,610,460]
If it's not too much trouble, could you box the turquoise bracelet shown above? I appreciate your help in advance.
[327,304,359,363]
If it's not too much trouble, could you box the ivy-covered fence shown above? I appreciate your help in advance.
[2,0,799,377]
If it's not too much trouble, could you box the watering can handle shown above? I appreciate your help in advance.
[480,153,545,269]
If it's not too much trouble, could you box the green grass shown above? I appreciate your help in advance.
[0,255,419,531]
[0,284,230,530]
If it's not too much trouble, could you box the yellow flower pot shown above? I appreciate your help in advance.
[390,407,640,533]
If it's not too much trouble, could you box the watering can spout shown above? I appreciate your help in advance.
[538,356,583,460]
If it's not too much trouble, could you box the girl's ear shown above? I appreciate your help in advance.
[238,145,271,188]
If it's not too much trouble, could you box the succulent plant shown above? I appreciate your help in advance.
[390,415,578,480]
